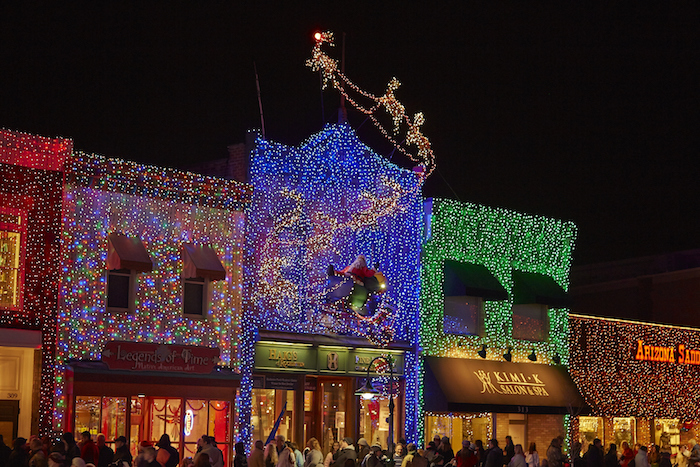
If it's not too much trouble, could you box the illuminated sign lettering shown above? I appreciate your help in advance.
[634,340,700,365]
[473,370,550,397]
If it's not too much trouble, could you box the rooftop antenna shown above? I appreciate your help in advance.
[254,61,266,138]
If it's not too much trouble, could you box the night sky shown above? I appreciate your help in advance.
[2,3,699,265]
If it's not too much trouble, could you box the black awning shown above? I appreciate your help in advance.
[183,243,226,281]
[444,260,508,300]
[512,270,570,307]
[424,356,585,414]
[107,233,153,272]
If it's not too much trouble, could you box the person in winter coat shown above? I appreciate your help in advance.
[331,439,356,467]
[438,438,454,466]
[676,444,690,467]
[324,443,340,467]
[584,439,604,467]
[634,447,650,467]
[485,441,503,467]
[234,442,248,467]
[8,438,28,467]
[357,440,370,467]
[508,446,526,467]
[95,435,113,467]
[619,443,634,467]
[603,444,617,467]
[195,437,223,467]
[62,434,80,466]
[304,439,323,467]
[249,441,265,467]
[29,439,48,467]
[277,447,296,467]
[454,441,478,467]
[525,443,539,467]
[79,433,99,466]
[155,435,179,467]
[111,437,132,467]
[504,439,515,467]
[546,440,563,467]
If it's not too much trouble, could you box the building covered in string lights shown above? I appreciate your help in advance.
[55,150,251,464]
[568,252,700,456]
[240,124,423,450]
[419,198,583,450]
[0,129,72,439]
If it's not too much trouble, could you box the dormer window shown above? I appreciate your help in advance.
[182,244,226,319]
[443,260,508,336]
[106,233,153,313]
[511,270,569,342]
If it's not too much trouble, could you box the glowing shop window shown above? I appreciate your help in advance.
[444,296,482,336]
[359,394,399,449]
[251,389,295,447]
[101,397,127,442]
[0,229,22,309]
[577,417,604,445]
[184,400,207,442]
[612,417,636,446]
[149,398,182,444]
[424,413,491,446]
[512,304,548,341]
[75,396,101,436]
[321,381,346,452]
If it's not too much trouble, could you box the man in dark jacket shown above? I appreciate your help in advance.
[484,440,503,467]
[0,435,12,467]
[333,438,357,467]
[156,435,179,467]
[96,435,114,467]
[112,437,133,467]
[584,439,604,467]
[7,438,28,467]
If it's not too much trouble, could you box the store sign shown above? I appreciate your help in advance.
[254,343,318,372]
[634,340,700,365]
[474,369,550,397]
[254,343,405,376]
[101,341,220,374]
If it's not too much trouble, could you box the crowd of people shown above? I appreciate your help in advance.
[0,432,229,467]
[2,433,700,467]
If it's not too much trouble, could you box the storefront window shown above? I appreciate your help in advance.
[578,417,604,452]
[75,396,101,435]
[512,304,548,341]
[425,413,492,445]
[321,381,346,452]
[252,389,295,446]
[102,397,127,442]
[149,398,182,444]
[654,419,680,455]
[359,395,399,449]
[304,391,314,444]
[613,417,636,446]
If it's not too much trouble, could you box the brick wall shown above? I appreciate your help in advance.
[527,414,565,455]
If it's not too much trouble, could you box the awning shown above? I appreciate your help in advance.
[512,270,569,307]
[107,233,153,272]
[444,260,508,300]
[183,243,226,281]
[424,356,585,414]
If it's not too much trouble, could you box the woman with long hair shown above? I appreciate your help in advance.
[525,443,539,467]
[323,442,339,467]
[264,445,278,467]
[194,453,210,467]
[305,439,323,467]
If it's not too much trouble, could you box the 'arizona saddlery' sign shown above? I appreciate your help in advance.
[634,340,700,365]
[101,341,220,374]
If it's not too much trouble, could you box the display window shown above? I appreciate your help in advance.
[613,417,636,446]
[321,381,347,452]
[654,419,680,455]
[578,417,604,454]
[251,389,295,445]
[424,413,492,445]
[358,380,402,450]
[75,394,231,463]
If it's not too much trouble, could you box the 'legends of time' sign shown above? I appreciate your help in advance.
[634,340,700,365]
[102,341,220,374]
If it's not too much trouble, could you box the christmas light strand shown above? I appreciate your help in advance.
[307,31,436,179]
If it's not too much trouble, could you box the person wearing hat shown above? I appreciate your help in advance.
[364,445,384,467]
[332,438,356,467]
[357,440,370,467]
[112,437,132,466]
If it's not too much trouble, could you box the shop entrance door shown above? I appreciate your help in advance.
[319,378,349,453]
[0,400,19,441]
